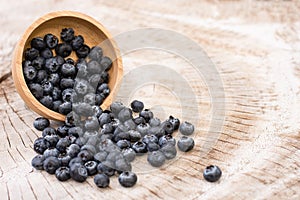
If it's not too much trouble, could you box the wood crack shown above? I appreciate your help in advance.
[0,71,12,85]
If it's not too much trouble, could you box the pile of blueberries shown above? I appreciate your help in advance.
[23,28,112,114]
[31,100,199,188]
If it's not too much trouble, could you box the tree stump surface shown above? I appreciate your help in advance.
[0,1,299,199]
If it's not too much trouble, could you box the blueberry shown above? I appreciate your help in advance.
[62,88,75,102]
[118,171,137,188]
[55,43,72,58]
[136,123,150,137]
[168,115,180,130]
[97,161,115,176]
[113,131,130,142]
[139,109,153,122]
[65,58,75,65]
[179,121,194,136]
[48,73,60,86]
[160,121,174,135]
[115,158,132,173]
[122,148,136,162]
[88,46,103,62]
[110,102,125,116]
[75,137,87,147]
[147,150,166,167]
[160,143,177,159]
[34,137,49,154]
[44,33,58,49]
[88,74,101,86]
[94,174,110,188]
[31,37,46,50]
[45,57,60,73]
[124,119,136,130]
[24,48,39,61]
[57,125,71,138]
[61,28,75,42]
[83,93,96,105]
[147,142,160,152]
[60,78,75,89]
[55,166,70,181]
[71,35,84,50]
[76,62,88,78]
[68,126,84,138]
[56,137,71,153]
[23,65,37,81]
[42,127,56,137]
[87,60,104,75]
[35,71,48,85]
[52,87,62,101]
[74,79,89,96]
[73,102,93,117]
[76,44,90,58]
[81,144,97,155]
[39,95,53,109]
[66,144,81,158]
[96,83,109,94]
[149,117,161,127]
[116,139,131,149]
[203,165,222,182]
[98,113,112,127]
[43,156,60,174]
[44,134,59,148]
[101,123,114,135]
[158,134,176,147]
[94,151,108,163]
[148,126,165,139]
[22,60,32,68]
[131,141,147,155]
[33,117,50,131]
[68,157,83,168]
[84,161,98,176]
[130,100,144,113]
[31,155,45,170]
[40,48,53,59]
[43,147,59,158]
[133,116,146,125]
[65,111,80,127]
[99,71,109,84]
[142,134,158,145]
[32,56,45,70]
[128,130,141,143]
[84,117,99,131]
[42,81,54,95]
[58,101,72,115]
[61,63,77,78]
[100,56,112,71]
[177,136,194,152]
[91,105,103,118]
[70,163,88,182]
[77,150,93,162]
[58,153,72,167]
[106,150,123,163]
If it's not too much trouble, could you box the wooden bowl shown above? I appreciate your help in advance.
[12,11,123,121]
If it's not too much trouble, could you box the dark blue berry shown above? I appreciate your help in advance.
[62,88,75,102]
[31,155,45,170]
[48,73,60,86]
[24,48,39,61]
[132,141,147,155]
[32,56,45,70]
[55,166,70,181]
[66,144,81,158]
[42,127,56,137]
[118,108,133,123]
[58,101,72,115]
[142,134,158,145]
[65,58,75,65]
[76,44,90,58]
[160,143,177,159]
[147,126,165,139]
[97,161,115,177]
[98,113,112,127]
[118,171,137,188]
[44,134,59,148]
[45,57,60,73]
[74,79,89,96]
[128,130,141,143]
[122,148,136,162]
[43,147,59,158]
[55,43,72,58]
[203,165,222,182]
[130,100,144,113]
[179,121,195,136]
[56,137,71,153]
[60,78,75,89]
[149,117,161,127]
[36,70,48,83]
[96,83,109,94]
[147,150,166,167]
[158,134,176,147]
[88,46,103,62]
[23,65,37,81]
[42,81,54,95]
[83,93,96,105]
[147,142,160,152]
[161,121,174,135]
[133,116,146,125]
[94,151,108,163]
[57,125,70,137]
[116,139,131,149]
[100,56,112,71]
[52,87,62,101]
[60,28,75,42]
[68,126,84,138]
[71,35,84,50]
[73,102,93,117]
[77,150,93,162]
[33,117,50,131]
[87,60,103,75]
[68,157,83,168]
[168,115,180,130]
[40,48,53,59]
[44,33,58,49]
[139,109,153,122]
[43,156,60,174]
[65,111,80,127]
[39,95,53,109]
[136,123,150,137]
[84,117,99,131]
[31,37,46,50]
[58,153,72,167]
[70,163,88,182]
[94,174,110,188]
[177,136,194,152]
[84,161,98,176]
[34,137,49,154]
[61,63,76,78]
[115,158,132,173]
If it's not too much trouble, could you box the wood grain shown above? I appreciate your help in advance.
[0,0,300,199]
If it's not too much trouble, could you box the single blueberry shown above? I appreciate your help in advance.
[203,165,222,182]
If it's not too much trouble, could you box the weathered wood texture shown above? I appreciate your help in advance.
[0,0,300,199]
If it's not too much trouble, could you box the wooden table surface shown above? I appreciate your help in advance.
[0,0,300,199]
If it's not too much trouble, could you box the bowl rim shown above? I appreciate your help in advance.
[12,10,123,121]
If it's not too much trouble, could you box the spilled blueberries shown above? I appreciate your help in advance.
[23,28,112,114]
[31,99,200,188]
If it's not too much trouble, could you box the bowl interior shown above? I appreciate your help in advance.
[16,12,122,121]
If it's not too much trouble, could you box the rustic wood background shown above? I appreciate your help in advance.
[0,0,300,199]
